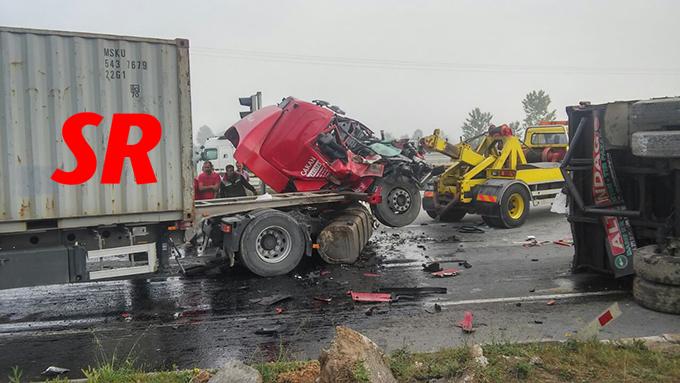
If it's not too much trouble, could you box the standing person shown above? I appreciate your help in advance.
[235,161,250,182]
[195,161,222,200]
[221,164,257,197]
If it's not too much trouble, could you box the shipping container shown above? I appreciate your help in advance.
[0,26,193,289]
[0,26,194,234]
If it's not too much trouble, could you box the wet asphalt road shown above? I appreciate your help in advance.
[1,207,679,381]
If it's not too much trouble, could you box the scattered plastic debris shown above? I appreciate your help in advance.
[456,311,475,333]
[547,300,556,306]
[121,312,132,322]
[363,272,381,277]
[515,236,551,247]
[432,268,459,278]
[255,325,284,335]
[42,366,70,376]
[422,262,442,272]
[533,320,544,324]
[575,302,622,340]
[275,307,285,314]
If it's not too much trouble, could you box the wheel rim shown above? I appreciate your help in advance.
[387,187,411,214]
[508,193,525,220]
[255,225,292,264]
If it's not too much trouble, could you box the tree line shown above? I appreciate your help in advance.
[461,90,557,140]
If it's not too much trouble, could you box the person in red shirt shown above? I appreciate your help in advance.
[195,161,222,200]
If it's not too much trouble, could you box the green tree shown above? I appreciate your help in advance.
[509,121,521,136]
[195,125,215,147]
[461,108,494,139]
[522,90,556,131]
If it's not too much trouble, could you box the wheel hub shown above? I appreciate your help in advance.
[255,226,292,264]
[388,188,411,213]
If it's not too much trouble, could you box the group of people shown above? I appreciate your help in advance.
[194,161,257,200]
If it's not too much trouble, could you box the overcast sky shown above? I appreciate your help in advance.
[3,0,679,141]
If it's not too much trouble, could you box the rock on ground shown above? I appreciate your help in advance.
[208,360,262,383]
[318,326,397,383]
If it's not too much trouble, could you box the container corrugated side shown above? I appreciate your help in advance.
[0,27,194,233]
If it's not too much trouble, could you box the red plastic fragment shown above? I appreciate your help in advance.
[432,268,459,278]
[275,307,284,314]
[363,272,381,277]
[457,311,474,333]
[349,291,392,303]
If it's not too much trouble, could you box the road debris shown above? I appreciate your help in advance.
[533,320,544,324]
[515,236,551,247]
[257,294,292,306]
[456,311,475,333]
[275,307,285,314]
[458,226,485,233]
[41,366,70,376]
[314,296,333,303]
[553,239,574,247]
[531,258,539,262]
[547,300,556,306]
[424,303,442,314]
[432,268,459,278]
[255,324,285,335]
[363,272,381,277]
[121,312,132,322]
[365,306,389,316]
[349,291,392,303]
[377,287,447,295]
[422,262,442,272]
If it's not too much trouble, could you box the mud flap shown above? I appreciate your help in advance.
[473,180,515,216]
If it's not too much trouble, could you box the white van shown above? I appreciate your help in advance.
[197,136,236,175]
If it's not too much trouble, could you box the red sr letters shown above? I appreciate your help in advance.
[51,113,162,185]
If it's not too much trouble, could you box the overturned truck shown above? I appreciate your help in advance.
[563,98,680,314]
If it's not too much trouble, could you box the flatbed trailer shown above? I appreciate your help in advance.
[192,191,375,277]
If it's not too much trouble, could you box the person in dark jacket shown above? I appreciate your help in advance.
[220,164,257,197]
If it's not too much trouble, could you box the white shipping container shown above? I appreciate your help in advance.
[0,27,194,233]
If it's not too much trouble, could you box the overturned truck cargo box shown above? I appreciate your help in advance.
[564,98,680,277]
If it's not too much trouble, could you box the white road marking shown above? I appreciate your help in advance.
[435,290,627,307]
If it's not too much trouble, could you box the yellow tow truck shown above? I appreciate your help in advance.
[421,123,567,228]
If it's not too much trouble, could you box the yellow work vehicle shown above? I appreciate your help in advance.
[421,124,566,228]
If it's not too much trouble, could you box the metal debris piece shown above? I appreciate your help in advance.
[378,287,447,295]
[258,294,292,306]
[349,291,392,303]
[432,268,459,278]
[314,296,333,303]
[547,300,556,306]
[255,325,284,335]
[553,239,574,247]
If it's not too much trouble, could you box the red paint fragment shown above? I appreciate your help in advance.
[547,300,556,306]
[363,272,381,277]
[349,291,392,303]
[275,307,284,314]
[432,268,459,277]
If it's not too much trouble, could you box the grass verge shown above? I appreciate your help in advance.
[8,339,680,382]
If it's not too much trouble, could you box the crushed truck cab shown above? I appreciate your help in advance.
[421,124,566,228]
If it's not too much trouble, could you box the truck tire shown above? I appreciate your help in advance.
[238,209,305,277]
[634,245,680,286]
[496,184,530,228]
[631,131,680,158]
[631,98,680,130]
[482,215,503,227]
[633,277,680,314]
[371,176,422,227]
[425,210,438,219]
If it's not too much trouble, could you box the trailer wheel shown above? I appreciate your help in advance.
[634,245,680,286]
[238,210,305,277]
[497,184,530,228]
[371,176,422,227]
[633,277,680,314]
[425,210,438,219]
